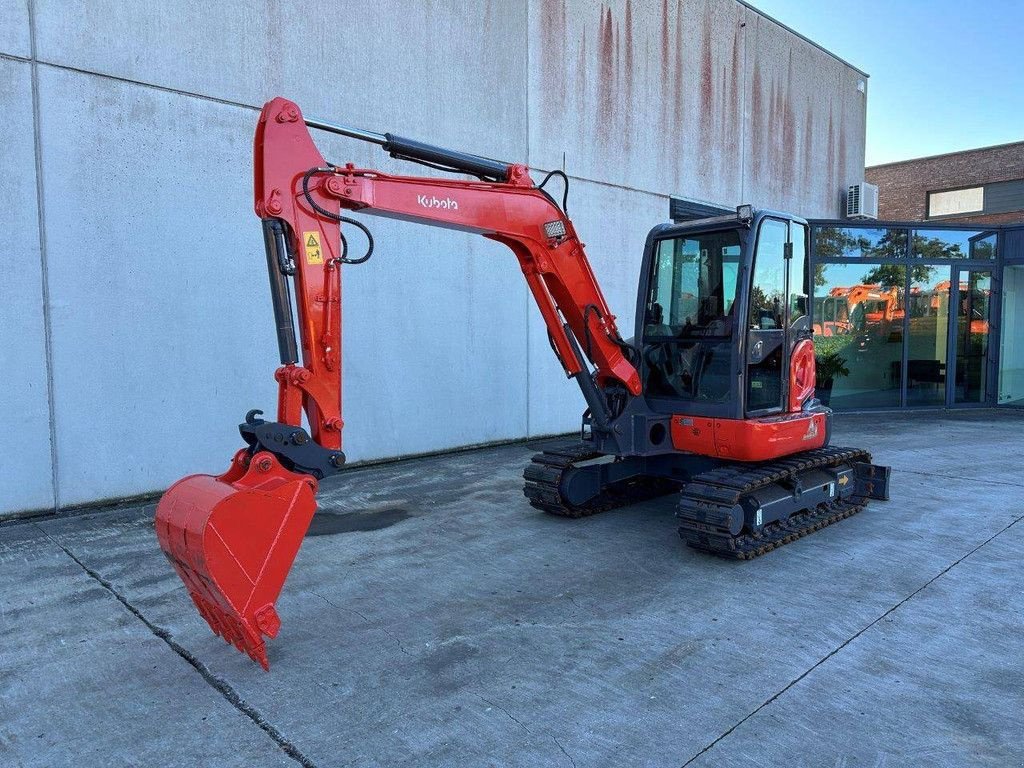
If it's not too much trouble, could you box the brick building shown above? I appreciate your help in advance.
[865,141,1024,225]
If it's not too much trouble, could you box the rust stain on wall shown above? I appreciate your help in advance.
[729,21,740,146]
[538,0,568,125]
[597,4,616,141]
[826,102,836,203]
[838,116,848,184]
[576,22,588,135]
[624,0,634,111]
[699,12,713,153]
[802,102,814,193]
[674,0,686,138]
[750,59,764,186]
[661,0,671,77]
[782,49,796,190]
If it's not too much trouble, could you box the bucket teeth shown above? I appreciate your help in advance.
[155,455,318,670]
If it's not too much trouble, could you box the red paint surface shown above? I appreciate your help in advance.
[671,411,829,461]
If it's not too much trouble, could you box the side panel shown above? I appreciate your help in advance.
[670,411,828,462]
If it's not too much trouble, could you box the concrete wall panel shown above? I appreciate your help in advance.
[340,220,529,462]
[0,0,30,57]
[37,69,277,505]
[0,59,54,513]
[528,0,866,217]
[33,0,528,162]
[36,67,530,505]
[741,10,867,218]
[529,0,747,203]
[527,179,665,436]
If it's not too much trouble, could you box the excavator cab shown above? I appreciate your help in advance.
[637,207,812,419]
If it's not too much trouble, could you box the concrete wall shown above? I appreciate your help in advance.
[0,0,868,517]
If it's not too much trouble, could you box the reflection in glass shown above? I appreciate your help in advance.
[814,227,907,260]
[749,219,787,331]
[969,232,998,259]
[954,271,991,403]
[912,229,994,259]
[906,265,951,406]
[999,265,1024,405]
[747,218,788,412]
[789,224,809,326]
[812,263,905,408]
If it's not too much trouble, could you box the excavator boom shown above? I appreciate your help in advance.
[156,97,644,668]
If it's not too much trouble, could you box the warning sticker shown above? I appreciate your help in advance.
[303,231,323,265]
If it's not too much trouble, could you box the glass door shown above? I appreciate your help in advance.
[950,269,993,404]
[906,265,950,407]
[744,218,811,414]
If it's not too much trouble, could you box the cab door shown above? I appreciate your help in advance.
[745,217,809,415]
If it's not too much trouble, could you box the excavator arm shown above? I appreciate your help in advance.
[156,97,641,668]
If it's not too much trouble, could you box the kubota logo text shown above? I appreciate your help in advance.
[417,195,459,210]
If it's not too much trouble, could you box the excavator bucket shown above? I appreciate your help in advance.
[155,450,318,669]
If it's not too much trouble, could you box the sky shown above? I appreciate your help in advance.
[747,0,1024,166]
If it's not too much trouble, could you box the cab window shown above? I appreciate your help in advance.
[645,230,742,339]
[748,219,787,330]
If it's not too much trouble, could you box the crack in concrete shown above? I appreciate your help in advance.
[310,589,410,656]
[40,527,318,768]
[678,512,1024,767]
[476,693,531,733]
[475,693,579,767]
[553,735,579,768]
[310,590,370,623]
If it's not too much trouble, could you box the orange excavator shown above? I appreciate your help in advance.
[813,284,902,337]
[156,98,889,669]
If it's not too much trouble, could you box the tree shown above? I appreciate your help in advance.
[861,264,934,289]
[814,227,857,260]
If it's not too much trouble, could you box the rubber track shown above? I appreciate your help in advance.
[522,442,678,518]
[676,445,873,560]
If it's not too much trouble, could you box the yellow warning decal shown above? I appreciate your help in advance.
[838,475,850,487]
[303,231,323,265]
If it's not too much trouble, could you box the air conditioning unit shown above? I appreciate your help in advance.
[846,182,879,220]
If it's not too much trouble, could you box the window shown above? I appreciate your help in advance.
[746,218,789,413]
[789,224,808,326]
[906,266,951,406]
[814,226,907,260]
[812,262,906,409]
[913,229,993,259]
[999,265,1024,405]
[927,187,984,218]
[645,230,741,338]
[749,219,787,330]
[644,230,741,402]
[969,232,998,259]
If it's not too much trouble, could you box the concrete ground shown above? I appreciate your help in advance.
[2,411,1022,768]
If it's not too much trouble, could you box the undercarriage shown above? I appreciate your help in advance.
[524,443,890,559]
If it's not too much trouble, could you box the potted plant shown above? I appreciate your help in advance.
[815,351,850,406]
